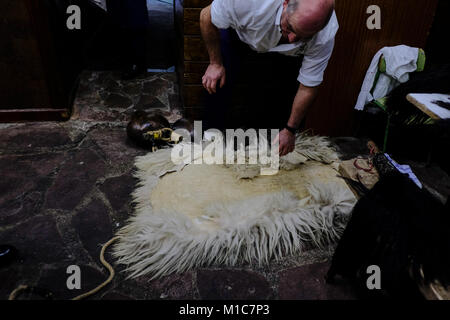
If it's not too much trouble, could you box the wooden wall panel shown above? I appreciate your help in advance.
[0,0,52,109]
[179,0,210,113]
[0,0,75,121]
[179,0,438,135]
[184,36,208,61]
[184,8,201,35]
[184,0,211,7]
[305,0,439,136]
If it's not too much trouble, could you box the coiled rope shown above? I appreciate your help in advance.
[8,236,119,300]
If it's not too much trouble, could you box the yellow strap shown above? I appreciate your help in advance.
[144,128,174,142]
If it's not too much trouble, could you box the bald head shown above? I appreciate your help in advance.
[285,0,334,40]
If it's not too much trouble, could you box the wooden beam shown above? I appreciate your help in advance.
[0,108,70,122]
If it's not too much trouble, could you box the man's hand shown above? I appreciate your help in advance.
[274,129,296,156]
[202,64,226,94]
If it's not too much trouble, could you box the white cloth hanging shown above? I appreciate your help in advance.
[355,45,419,111]
[90,0,107,11]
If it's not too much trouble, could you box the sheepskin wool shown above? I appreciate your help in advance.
[113,134,357,279]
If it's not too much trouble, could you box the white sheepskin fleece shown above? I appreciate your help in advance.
[112,134,357,279]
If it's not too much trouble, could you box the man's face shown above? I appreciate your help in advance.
[280,0,314,43]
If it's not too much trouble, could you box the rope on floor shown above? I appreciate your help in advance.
[8,285,29,301]
[71,236,120,300]
[8,236,120,301]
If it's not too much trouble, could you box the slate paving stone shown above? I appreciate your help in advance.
[277,262,358,300]
[161,73,177,83]
[143,78,170,97]
[37,264,107,300]
[135,94,158,109]
[72,198,113,262]
[122,82,143,96]
[0,124,74,153]
[169,93,181,110]
[103,79,121,92]
[141,97,170,112]
[78,107,130,123]
[197,269,273,300]
[0,153,66,225]
[95,71,118,88]
[103,93,133,109]
[0,191,42,227]
[45,149,106,211]
[0,263,49,300]
[88,127,147,170]
[100,291,134,300]
[99,174,137,212]
[0,264,24,300]
[0,216,69,264]
[0,156,42,205]
[73,71,182,124]
[135,272,195,300]
[108,269,151,300]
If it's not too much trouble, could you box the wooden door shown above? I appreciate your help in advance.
[0,0,69,121]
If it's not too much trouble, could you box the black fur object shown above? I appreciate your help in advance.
[327,172,450,298]
[381,64,450,173]
[385,64,450,124]
[126,110,171,149]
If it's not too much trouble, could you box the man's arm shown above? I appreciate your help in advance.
[277,83,319,156]
[200,5,226,94]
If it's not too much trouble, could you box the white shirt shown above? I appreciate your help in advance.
[210,0,339,87]
[91,0,107,10]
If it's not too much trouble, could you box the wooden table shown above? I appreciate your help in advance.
[406,93,450,120]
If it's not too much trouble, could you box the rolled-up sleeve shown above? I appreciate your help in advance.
[210,0,233,29]
[297,37,335,87]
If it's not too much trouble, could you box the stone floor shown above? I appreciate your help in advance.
[0,68,369,300]
[1,69,450,300]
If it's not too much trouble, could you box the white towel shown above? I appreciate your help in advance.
[384,154,422,189]
[355,45,419,111]
[91,0,107,10]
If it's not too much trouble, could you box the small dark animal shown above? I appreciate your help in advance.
[127,110,171,149]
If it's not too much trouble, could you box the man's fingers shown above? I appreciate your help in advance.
[204,78,218,94]
[211,79,217,94]
[203,78,209,93]
[202,76,207,90]
[203,76,212,94]
[207,79,214,94]
[220,74,226,88]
